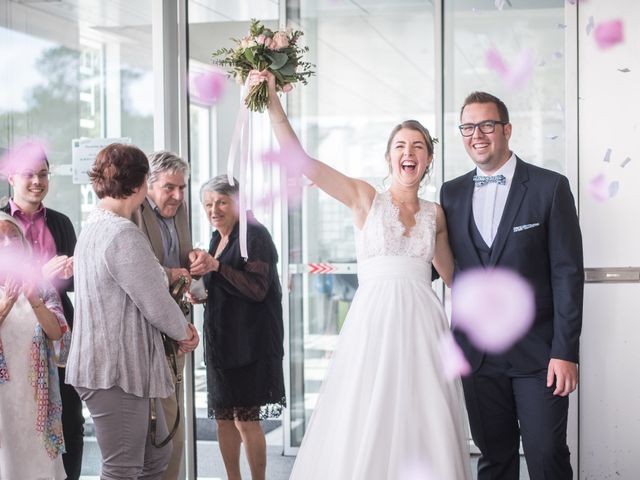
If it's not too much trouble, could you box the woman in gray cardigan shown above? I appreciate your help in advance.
[65,143,199,479]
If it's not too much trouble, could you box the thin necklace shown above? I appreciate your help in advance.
[390,191,418,207]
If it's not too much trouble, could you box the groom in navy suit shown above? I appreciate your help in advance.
[440,91,583,480]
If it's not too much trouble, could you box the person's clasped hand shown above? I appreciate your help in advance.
[168,267,192,289]
[42,255,74,281]
[0,278,20,326]
[189,249,219,277]
[178,323,200,354]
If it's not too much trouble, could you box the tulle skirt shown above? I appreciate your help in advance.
[290,256,471,480]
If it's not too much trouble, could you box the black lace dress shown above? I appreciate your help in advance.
[203,213,286,421]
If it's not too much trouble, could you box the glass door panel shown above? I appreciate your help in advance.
[286,0,436,450]
[186,2,283,477]
[1,1,156,476]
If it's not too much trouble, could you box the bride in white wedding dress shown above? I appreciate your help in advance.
[251,71,471,480]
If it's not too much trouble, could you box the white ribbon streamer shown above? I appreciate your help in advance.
[225,79,253,259]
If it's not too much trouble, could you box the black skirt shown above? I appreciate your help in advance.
[207,355,286,421]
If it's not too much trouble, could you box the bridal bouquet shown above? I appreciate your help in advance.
[212,19,315,112]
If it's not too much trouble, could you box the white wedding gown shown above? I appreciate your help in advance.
[290,191,471,480]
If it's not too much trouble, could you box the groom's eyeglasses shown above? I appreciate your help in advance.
[458,120,508,137]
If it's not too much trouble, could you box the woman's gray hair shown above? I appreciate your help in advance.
[147,151,190,185]
[200,174,239,202]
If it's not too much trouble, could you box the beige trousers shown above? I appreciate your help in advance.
[161,354,186,480]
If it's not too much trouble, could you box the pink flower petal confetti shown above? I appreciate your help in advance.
[261,143,308,178]
[189,70,227,106]
[588,173,612,202]
[0,139,49,177]
[485,48,509,76]
[593,19,624,49]
[620,157,631,168]
[485,48,535,90]
[438,331,471,381]
[0,247,43,286]
[257,144,310,208]
[452,268,535,353]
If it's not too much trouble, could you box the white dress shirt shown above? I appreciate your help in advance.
[472,153,516,247]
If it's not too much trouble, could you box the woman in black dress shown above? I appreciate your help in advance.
[190,174,285,480]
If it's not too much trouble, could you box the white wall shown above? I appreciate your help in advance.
[578,0,640,477]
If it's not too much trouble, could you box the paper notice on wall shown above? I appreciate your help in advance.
[72,137,131,184]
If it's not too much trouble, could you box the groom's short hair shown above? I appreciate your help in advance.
[460,91,510,123]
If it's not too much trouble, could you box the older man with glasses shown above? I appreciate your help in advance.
[2,146,84,480]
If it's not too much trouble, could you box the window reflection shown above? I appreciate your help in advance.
[443,0,567,180]
[1,1,156,476]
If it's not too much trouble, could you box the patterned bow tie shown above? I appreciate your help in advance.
[473,174,506,187]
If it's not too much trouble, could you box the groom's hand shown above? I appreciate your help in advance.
[547,358,578,396]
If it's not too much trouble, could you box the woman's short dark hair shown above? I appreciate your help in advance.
[88,143,149,199]
[460,91,510,123]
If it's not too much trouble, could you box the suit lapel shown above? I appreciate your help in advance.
[489,158,529,266]
[175,203,192,267]
[140,199,166,265]
[456,171,484,266]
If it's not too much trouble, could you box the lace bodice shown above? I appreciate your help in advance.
[355,190,437,263]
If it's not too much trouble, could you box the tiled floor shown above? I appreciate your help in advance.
[80,429,531,479]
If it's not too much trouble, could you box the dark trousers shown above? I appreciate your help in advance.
[59,367,84,480]
[462,356,572,480]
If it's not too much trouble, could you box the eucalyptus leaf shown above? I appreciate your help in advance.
[265,51,289,70]
[278,62,296,76]
[272,70,285,83]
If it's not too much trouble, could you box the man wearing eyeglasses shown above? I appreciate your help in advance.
[2,147,84,480]
[440,91,583,480]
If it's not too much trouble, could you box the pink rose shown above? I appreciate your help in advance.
[256,34,266,45]
[273,32,290,50]
[264,37,274,48]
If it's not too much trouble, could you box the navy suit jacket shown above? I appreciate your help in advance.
[440,157,584,373]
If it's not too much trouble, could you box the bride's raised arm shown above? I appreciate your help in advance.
[249,70,375,221]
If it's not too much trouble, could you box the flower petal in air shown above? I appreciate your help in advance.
[190,70,227,106]
[438,331,471,381]
[587,173,610,202]
[0,139,49,177]
[593,19,624,49]
[452,268,535,353]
